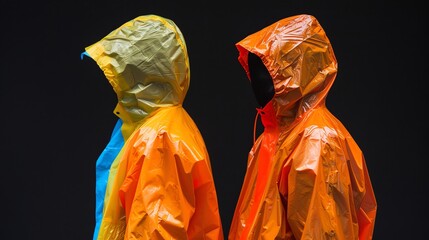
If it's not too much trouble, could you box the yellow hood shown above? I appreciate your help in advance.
[86,15,190,129]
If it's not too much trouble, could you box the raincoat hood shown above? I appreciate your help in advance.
[85,15,190,125]
[236,14,337,128]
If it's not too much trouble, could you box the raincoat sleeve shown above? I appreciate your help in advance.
[278,127,376,239]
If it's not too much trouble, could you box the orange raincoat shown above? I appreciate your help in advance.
[228,14,377,239]
[85,15,223,239]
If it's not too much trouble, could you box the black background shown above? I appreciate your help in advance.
[1,0,427,239]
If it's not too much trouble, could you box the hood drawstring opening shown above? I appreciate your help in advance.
[253,108,262,144]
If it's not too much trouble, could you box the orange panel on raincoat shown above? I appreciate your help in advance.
[85,15,224,239]
[228,15,377,239]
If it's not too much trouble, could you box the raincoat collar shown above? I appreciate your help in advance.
[253,101,277,143]
[258,101,277,129]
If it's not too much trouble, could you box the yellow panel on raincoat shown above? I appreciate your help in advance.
[229,14,377,240]
[85,15,223,239]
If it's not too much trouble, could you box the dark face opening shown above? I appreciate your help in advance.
[248,52,274,107]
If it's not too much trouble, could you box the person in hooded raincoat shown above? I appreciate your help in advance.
[84,15,224,239]
[228,14,377,239]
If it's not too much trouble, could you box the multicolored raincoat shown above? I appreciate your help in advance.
[85,15,224,239]
[228,14,377,239]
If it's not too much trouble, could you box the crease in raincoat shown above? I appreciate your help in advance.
[85,15,223,239]
[228,14,377,240]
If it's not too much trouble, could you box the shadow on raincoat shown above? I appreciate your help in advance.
[84,15,224,239]
[228,14,377,239]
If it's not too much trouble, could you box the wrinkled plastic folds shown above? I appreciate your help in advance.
[228,14,377,239]
[85,15,223,239]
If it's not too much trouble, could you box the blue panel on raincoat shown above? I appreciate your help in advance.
[93,119,124,240]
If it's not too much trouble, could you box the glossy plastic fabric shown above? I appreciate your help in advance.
[85,15,191,139]
[229,15,377,239]
[93,119,124,240]
[85,15,223,239]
